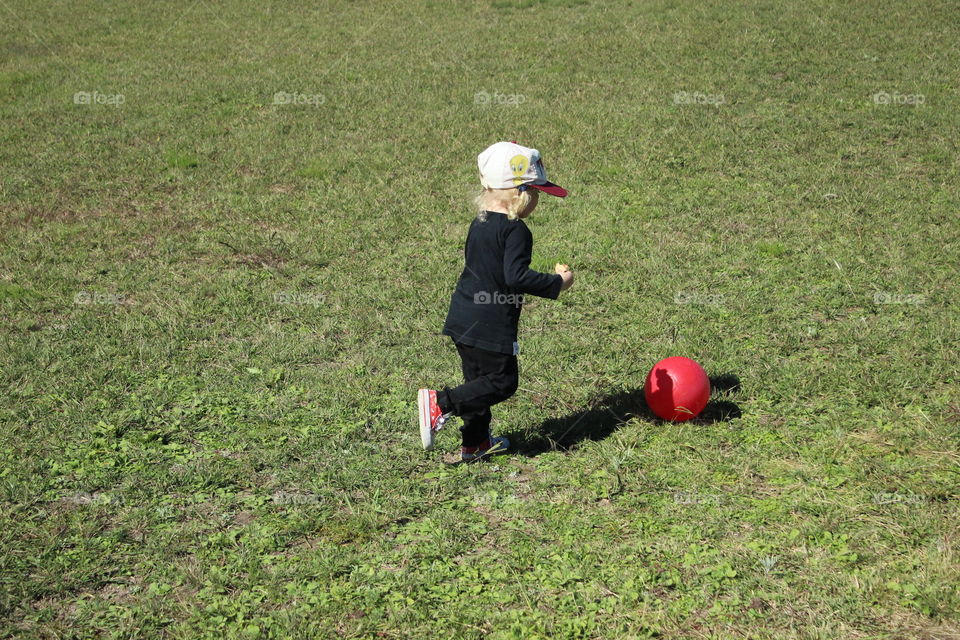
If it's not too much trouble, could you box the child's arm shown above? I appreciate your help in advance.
[503,225,568,299]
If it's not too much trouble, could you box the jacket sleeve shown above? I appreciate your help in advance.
[502,222,564,299]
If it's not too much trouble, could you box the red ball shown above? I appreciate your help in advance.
[644,356,711,422]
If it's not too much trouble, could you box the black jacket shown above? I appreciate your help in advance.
[442,211,563,354]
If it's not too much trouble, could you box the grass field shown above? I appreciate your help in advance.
[2,0,959,637]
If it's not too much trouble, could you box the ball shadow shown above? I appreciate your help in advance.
[509,373,742,457]
[710,373,741,393]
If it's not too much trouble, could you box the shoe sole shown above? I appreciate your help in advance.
[418,389,434,450]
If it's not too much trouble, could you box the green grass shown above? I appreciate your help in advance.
[2,0,959,637]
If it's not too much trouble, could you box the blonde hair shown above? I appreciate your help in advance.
[475,187,532,222]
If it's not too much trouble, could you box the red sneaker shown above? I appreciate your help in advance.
[461,435,510,462]
[418,389,450,450]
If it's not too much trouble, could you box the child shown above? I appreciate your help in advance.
[418,141,574,462]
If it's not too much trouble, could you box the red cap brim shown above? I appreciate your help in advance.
[528,182,568,197]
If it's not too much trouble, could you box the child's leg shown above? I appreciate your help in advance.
[437,342,518,447]
[459,407,493,448]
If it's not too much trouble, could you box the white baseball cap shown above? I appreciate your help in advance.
[477,141,568,197]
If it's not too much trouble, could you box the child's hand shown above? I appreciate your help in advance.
[555,263,574,292]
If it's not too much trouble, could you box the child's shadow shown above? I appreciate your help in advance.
[510,374,742,457]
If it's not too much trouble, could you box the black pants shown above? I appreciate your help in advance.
[436,342,519,447]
